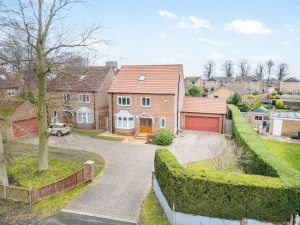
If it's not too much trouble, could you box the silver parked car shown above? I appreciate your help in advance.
[48,122,70,136]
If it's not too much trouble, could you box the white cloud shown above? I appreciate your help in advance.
[199,38,228,46]
[281,40,294,46]
[286,24,296,32]
[190,37,197,42]
[159,32,168,39]
[209,51,226,60]
[177,16,212,30]
[158,10,177,19]
[224,20,272,35]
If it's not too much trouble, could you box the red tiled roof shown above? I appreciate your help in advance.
[108,64,183,94]
[181,97,226,114]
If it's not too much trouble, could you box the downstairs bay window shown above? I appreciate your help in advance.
[114,110,134,129]
[77,106,94,123]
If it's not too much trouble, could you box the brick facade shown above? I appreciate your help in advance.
[270,118,300,136]
[280,81,300,94]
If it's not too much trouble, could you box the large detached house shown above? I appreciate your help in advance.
[235,76,262,93]
[47,66,115,129]
[205,77,234,90]
[108,64,185,135]
[280,77,300,94]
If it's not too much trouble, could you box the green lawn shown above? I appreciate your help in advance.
[139,190,170,225]
[73,129,124,142]
[262,139,300,172]
[1,141,105,224]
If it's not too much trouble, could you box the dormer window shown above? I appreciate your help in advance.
[138,75,146,82]
[79,75,86,80]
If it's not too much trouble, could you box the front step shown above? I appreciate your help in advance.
[135,133,148,140]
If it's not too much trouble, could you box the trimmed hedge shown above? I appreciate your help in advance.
[154,105,300,222]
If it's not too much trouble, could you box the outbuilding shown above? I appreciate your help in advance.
[269,111,300,136]
[0,100,38,140]
[180,97,226,133]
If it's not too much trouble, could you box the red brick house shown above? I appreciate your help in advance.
[0,100,38,140]
[108,64,185,135]
[47,66,115,129]
[180,97,226,133]
[0,69,20,98]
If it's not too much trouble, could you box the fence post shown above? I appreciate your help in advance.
[3,178,6,200]
[172,201,176,225]
[28,181,32,205]
[85,161,95,181]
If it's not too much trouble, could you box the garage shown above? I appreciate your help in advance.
[181,97,226,133]
[13,118,39,138]
[185,116,219,132]
[270,112,300,136]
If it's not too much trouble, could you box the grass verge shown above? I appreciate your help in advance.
[262,139,300,172]
[73,129,124,142]
[139,190,169,225]
[1,141,105,224]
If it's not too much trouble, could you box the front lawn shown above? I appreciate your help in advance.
[1,142,105,224]
[262,139,300,172]
[139,190,169,225]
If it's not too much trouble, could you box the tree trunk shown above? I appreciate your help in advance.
[0,131,8,185]
[37,72,49,171]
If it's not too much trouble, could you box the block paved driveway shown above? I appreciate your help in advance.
[21,131,224,224]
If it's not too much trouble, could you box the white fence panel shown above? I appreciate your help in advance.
[154,176,275,225]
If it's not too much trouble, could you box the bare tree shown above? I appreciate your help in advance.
[266,59,275,86]
[254,63,265,77]
[0,0,106,171]
[237,59,250,76]
[222,60,234,77]
[203,60,215,79]
[277,63,289,81]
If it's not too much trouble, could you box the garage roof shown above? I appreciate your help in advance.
[182,97,226,114]
[271,111,300,120]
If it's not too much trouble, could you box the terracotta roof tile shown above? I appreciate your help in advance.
[108,64,183,94]
[181,97,226,114]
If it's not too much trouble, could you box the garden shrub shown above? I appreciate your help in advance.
[155,105,300,222]
[274,95,280,99]
[188,86,200,97]
[155,128,175,146]
[185,90,190,96]
[275,99,284,109]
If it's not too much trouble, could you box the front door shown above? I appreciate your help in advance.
[140,118,152,134]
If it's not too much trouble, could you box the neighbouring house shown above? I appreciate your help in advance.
[280,77,300,94]
[0,100,38,140]
[262,78,280,92]
[204,77,234,90]
[269,111,300,136]
[234,76,262,93]
[47,66,115,129]
[207,85,250,101]
[0,69,21,98]
[108,64,185,135]
[184,76,202,90]
[180,97,226,133]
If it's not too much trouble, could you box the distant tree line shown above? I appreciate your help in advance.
[202,59,289,84]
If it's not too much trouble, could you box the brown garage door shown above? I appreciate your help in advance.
[13,118,38,138]
[185,116,220,133]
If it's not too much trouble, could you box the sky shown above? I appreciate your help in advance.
[70,0,300,79]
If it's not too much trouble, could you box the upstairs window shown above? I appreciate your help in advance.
[7,90,15,96]
[292,82,299,86]
[282,82,286,86]
[141,97,151,107]
[79,94,90,103]
[63,93,70,102]
[118,96,131,106]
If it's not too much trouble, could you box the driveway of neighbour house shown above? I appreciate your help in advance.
[168,130,226,164]
[20,131,224,224]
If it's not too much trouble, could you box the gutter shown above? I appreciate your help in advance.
[176,75,180,135]
[93,92,96,129]
[111,93,114,133]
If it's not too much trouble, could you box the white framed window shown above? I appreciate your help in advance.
[78,94,90,103]
[282,82,286,86]
[115,116,134,129]
[161,118,166,128]
[292,82,298,86]
[63,93,70,102]
[77,112,94,123]
[118,96,131,106]
[141,97,151,107]
[53,110,57,118]
[7,90,15,96]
